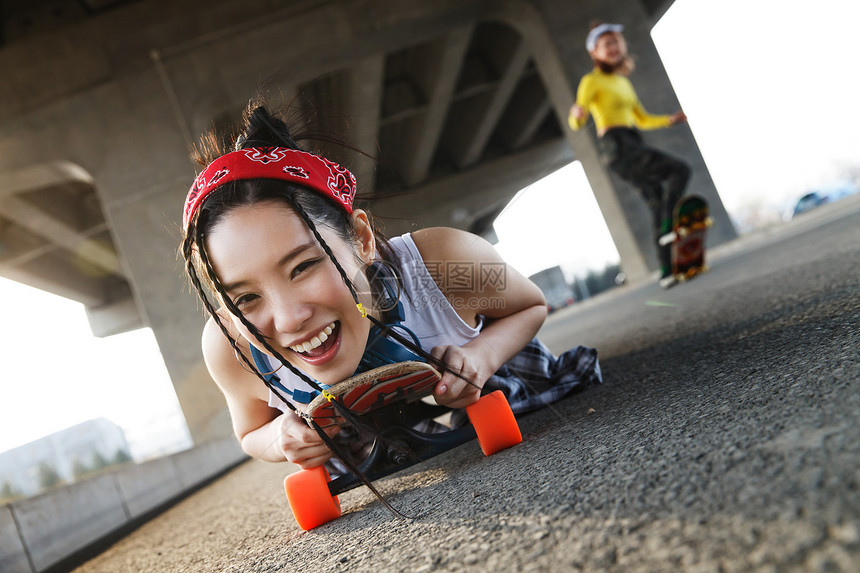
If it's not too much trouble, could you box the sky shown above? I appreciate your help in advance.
[1,0,859,459]
[0,277,192,459]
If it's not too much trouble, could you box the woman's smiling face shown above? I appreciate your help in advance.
[206,200,374,384]
[591,31,627,66]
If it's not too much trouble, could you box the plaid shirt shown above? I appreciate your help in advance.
[326,338,602,477]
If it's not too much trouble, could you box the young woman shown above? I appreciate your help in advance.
[569,22,691,288]
[181,102,602,478]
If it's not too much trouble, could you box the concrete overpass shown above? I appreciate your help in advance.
[0,0,737,444]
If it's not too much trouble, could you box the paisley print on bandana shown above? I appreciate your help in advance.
[243,147,291,164]
[182,147,356,230]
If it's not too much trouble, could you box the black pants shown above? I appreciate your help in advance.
[599,128,691,275]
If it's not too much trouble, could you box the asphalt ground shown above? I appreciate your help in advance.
[72,194,859,573]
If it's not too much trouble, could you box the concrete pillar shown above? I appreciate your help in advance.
[88,69,233,445]
[502,0,736,281]
[615,2,737,248]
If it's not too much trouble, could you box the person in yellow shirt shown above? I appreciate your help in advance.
[569,23,690,288]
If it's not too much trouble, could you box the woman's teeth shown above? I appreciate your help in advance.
[290,323,335,354]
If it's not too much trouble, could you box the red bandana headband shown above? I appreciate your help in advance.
[183,147,356,231]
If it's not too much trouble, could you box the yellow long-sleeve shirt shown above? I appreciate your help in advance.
[569,69,672,134]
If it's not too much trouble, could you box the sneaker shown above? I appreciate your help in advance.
[659,275,678,289]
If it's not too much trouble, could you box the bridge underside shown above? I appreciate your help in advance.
[0,0,735,442]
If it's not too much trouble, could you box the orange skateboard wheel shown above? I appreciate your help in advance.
[465,390,522,456]
[284,466,341,530]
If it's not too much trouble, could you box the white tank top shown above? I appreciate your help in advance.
[267,232,482,411]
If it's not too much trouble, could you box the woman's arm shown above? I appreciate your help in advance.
[201,319,338,467]
[631,100,682,130]
[569,74,596,131]
[411,228,547,408]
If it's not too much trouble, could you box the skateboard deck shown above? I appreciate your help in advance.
[659,194,711,282]
[286,361,523,530]
[305,361,442,429]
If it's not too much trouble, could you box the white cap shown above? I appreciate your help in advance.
[586,23,624,52]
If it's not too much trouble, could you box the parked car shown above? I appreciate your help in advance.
[791,192,825,218]
[791,181,859,219]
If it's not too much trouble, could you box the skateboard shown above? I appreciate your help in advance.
[284,361,523,530]
[659,194,712,282]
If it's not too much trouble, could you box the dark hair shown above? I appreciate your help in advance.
[181,99,414,387]
[180,102,426,513]
[190,102,397,265]
[181,102,480,515]
[191,104,399,301]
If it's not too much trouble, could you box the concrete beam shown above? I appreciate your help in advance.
[640,0,677,23]
[458,43,531,167]
[0,252,119,308]
[85,291,145,338]
[0,196,122,278]
[399,25,473,186]
[0,221,52,266]
[345,54,385,196]
[0,222,110,269]
[496,75,552,150]
[0,161,126,292]
[372,138,573,235]
[0,161,94,198]
[0,219,143,336]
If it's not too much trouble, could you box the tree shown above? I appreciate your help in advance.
[573,263,623,300]
[37,463,63,490]
[91,452,110,472]
[1,481,21,501]
[72,458,92,479]
[112,449,132,465]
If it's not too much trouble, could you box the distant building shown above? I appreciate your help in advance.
[0,418,130,498]
[529,266,574,311]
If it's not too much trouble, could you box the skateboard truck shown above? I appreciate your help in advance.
[284,363,523,530]
[327,399,477,496]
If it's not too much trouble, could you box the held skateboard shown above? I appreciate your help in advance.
[284,361,523,530]
[658,194,713,283]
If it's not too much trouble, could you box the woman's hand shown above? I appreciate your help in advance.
[430,344,494,409]
[569,104,587,121]
[274,411,340,469]
[409,228,548,411]
[669,111,687,125]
